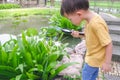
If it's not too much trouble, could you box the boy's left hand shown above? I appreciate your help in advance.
[101,62,111,73]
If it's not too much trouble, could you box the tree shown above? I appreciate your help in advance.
[2,0,7,4]
[50,0,54,6]
[37,0,40,5]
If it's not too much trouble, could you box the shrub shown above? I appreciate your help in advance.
[0,28,77,80]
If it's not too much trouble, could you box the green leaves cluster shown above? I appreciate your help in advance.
[49,13,84,30]
[0,28,76,80]
[0,3,21,10]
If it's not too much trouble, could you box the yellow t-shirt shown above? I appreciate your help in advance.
[85,14,112,67]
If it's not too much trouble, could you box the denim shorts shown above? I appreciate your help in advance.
[82,63,99,80]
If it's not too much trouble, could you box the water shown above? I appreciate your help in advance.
[61,35,81,48]
[0,15,50,35]
[0,15,81,47]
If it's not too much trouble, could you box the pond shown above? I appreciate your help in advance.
[0,15,50,35]
[0,15,81,47]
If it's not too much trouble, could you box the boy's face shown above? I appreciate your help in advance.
[64,12,83,26]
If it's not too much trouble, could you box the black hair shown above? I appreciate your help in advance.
[60,0,89,16]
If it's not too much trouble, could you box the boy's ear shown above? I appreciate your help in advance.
[76,10,84,16]
[76,11,82,16]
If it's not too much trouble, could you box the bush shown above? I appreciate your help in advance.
[0,3,21,9]
[0,28,77,80]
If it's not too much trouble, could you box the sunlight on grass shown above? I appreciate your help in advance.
[0,8,59,19]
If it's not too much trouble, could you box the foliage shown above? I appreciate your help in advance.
[0,3,21,10]
[63,75,82,80]
[12,16,28,28]
[0,28,77,80]
[90,1,120,8]
[41,26,64,41]
[49,13,84,30]
[25,28,38,37]
[0,8,59,19]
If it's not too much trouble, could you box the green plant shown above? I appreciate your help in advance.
[13,13,28,17]
[0,8,59,19]
[0,28,77,80]
[63,74,82,80]
[49,13,84,30]
[12,16,28,28]
[25,28,38,37]
[40,26,64,41]
[0,3,21,10]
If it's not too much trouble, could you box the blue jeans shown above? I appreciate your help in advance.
[82,63,99,80]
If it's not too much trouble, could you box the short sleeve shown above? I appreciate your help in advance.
[93,23,112,46]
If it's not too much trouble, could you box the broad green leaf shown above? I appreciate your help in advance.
[0,50,8,65]
[9,45,19,68]
[28,68,38,72]
[50,69,55,75]
[26,72,40,79]
[0,66,17,79]
[15,74,22,80]
[16,64,24,73]
[46,61,57,72]
[37,64,43,72]
[47,53,58,65]
[24,52,34,67]
[50,62,78,79]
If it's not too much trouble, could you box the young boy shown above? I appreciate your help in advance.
[60,0,113,80]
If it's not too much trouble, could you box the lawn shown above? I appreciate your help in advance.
[0,8,59,19]
[0,0,120,19]
[90,1,120,8]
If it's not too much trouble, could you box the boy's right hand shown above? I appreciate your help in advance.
[71,30,81,38]
[71,30,85,38]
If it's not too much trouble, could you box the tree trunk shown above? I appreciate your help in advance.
[19,0,23,6]
[50,0,54,6]
[37,0,40,5]
[44,0,47,6]
[2,0,5,4]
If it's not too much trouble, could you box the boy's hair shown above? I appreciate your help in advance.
[60,0,89,16]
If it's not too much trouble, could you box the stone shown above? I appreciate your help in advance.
[58,40,86,78]
[0,34,17,45]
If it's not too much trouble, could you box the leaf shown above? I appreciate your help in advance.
[24,52,34,67]
[50,69,55,75]
[46,61,57,72]
[15,74,22,80]
[16,64,24,73]
[0,50,8,65]
[26,28,38,37]
[26,72,40,79]
[9,45,19,68]
[50,62,78,79]
[0,66,17,79]
[48,53,59,64]
[28,68,38,73]
[37,64,43,72]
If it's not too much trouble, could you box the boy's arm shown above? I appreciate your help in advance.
[102,42,113,73]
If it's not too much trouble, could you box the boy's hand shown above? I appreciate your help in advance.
[101,62,111,73]
[71,30,80,38]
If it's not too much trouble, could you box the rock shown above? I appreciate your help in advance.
[0,34,17,45]
[58,40,86,78]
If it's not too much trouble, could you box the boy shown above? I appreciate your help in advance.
[60,0,113,80]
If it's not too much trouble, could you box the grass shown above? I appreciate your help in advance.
[90,1,120,8]
[0,8,59,19]
[0,1,120,19]
[111,13,120,18]
[0,3,21,9]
